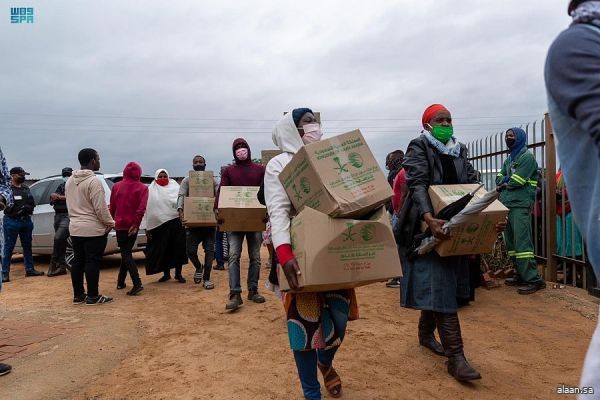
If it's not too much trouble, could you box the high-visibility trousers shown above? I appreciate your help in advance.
[504,207,543,284]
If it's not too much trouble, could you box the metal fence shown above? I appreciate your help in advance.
[466,114,598,295]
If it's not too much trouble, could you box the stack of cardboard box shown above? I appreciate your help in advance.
[183,171,217,228]
[277,129,402,292]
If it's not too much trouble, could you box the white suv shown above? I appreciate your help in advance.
[12,173,154,267]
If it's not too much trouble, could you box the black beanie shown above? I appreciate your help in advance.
[291,108,313,127]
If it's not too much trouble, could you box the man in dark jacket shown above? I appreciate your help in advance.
[545,0,600,393]
[215,138,266,311]
[2,167,44,282]
[496,128,545,295]
[177,155,217,290]
[48,167,73,277]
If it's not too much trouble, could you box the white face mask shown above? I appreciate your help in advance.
[235,148,249,161]
[301,123,323,145]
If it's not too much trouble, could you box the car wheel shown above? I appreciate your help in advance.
[65,236,74,269]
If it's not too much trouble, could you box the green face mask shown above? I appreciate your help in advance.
[430,125,454,143]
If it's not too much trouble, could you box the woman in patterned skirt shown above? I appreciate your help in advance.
[264,108,358,400]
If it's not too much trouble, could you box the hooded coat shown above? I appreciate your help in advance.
[495,129,538,209]
[264,113,304,248]
[145,169,180,231]
[65,169,115,237]
[109,162,149,231]
[215,138,265,208]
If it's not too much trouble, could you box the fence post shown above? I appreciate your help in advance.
[544,113,557,282]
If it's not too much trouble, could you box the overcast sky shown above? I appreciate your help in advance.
[1,0,571,178]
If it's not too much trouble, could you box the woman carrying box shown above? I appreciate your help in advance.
[397,104,489,381]
[264,108,358,400]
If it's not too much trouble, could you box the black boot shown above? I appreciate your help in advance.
[434,312,481,381]
[174,266,186,283]
[418,310,444,356]
[47,262,58,277]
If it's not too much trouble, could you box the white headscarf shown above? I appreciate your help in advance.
[145,169,180,230]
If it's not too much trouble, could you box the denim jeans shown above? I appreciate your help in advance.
[0,214,3,291]
[186,227,215,281]
[50,213,70,266]
[2,216,34,274]
[227,231,262,294]
[116,230,142,287]
[292,306,348,400]
[71,235,108,298]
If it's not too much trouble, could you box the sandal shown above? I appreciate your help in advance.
[194,269,203,284]
[318,362,342,398]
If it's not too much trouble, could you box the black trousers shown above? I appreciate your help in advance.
[186,227,215,281]
[116,230,142,287]
[71,235,108,298]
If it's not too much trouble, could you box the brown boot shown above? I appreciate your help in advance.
[418,310,444,356]
[434,312,481,381]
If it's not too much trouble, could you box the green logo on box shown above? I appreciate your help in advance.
[360,224,375,241]
[343,223,356,242]
[333,156,349,174]
[348,152,364,168]
[466,223,479,233]
[300,177,311,194]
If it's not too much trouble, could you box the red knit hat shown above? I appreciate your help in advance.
[421,104,449,129]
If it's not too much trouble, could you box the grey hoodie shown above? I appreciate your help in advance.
[65,169,115,237]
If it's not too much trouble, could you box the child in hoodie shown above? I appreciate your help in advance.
[109,162,148,296]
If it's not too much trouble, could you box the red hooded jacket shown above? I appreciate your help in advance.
[215,138,265,208]
[109,162,149,231]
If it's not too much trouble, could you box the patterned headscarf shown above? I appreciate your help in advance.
[571,0,600,26]
[0,147,13,207]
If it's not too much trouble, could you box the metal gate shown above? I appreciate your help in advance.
[466,114,597,294]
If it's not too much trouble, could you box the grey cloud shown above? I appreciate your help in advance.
[0,0,571,178]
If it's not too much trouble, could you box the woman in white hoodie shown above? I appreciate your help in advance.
[265,109,358,400]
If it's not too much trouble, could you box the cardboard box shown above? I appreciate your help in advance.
[279,130,392,219]
[261,150,283,166]
[183,197,217,227]
[188,171,215,198]
[427,184,509,257]
[217,186,267,232]
[278,206,402,292]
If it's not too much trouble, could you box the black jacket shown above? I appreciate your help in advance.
[4,184,35,218]
[395,135,478,249]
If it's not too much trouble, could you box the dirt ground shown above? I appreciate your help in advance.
[0,248,598,400]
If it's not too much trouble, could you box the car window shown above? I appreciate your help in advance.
[104,178,115,189]
[46,179,63,197]
[29,180,53,205]
[141,176,154,186]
